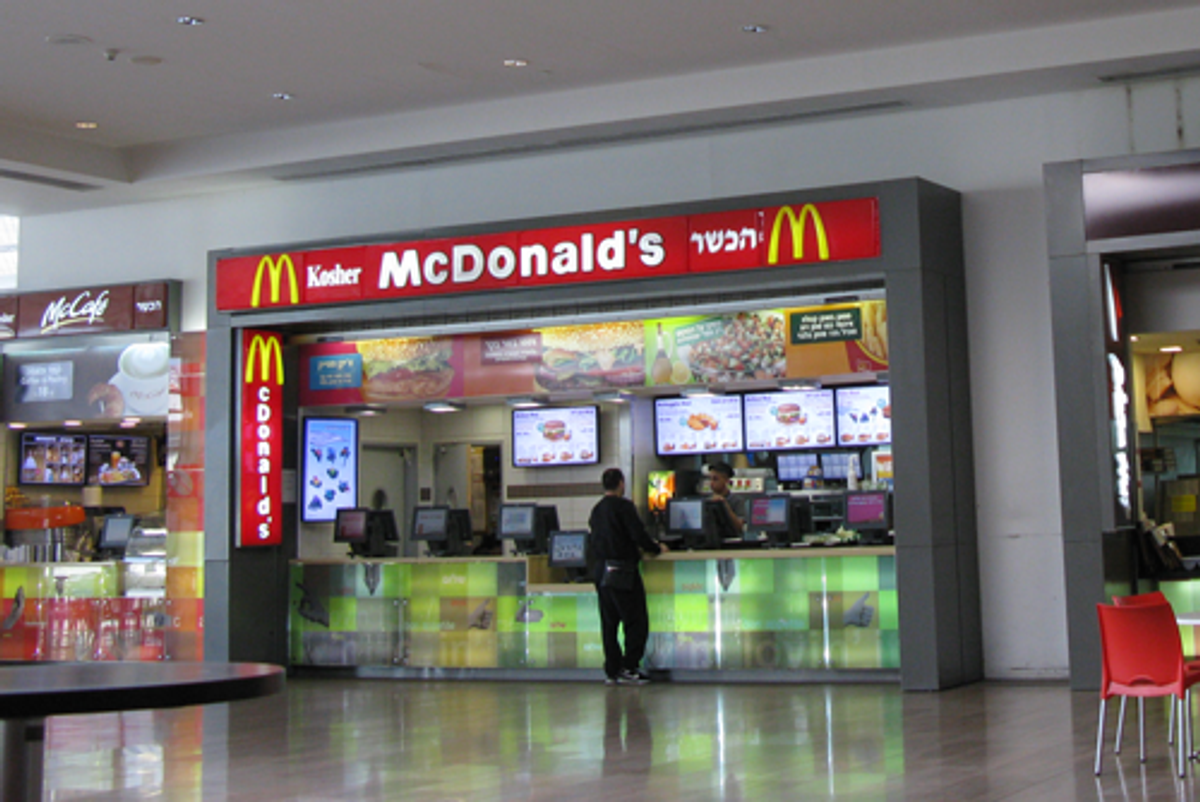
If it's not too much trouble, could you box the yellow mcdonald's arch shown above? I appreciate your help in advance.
[250,254,300,307]
[245,334,285,385]
[767,204,830,265]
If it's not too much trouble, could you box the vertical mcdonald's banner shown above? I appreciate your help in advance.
[240,329,284,547]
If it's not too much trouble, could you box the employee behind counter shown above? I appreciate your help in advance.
[707,462,745,536]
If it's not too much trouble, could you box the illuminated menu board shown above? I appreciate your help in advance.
[743,390,836,451]
[654,395,744,456]
[834,385,892,446]
[511,406,599,467]
[302,417,360,523]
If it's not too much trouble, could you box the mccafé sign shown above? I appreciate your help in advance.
[240,330,284,547]
[0,282,173,339]
[216,198,880,312]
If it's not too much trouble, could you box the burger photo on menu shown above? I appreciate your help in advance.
[356,337,456,402]
[534,321,646,392]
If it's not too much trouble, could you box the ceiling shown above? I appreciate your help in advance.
[5,1,1200,216]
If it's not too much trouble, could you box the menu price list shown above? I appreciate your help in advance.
[744,390,835,451]
[834,386,891,446]
[512,406,599,467]
[654,395,744,455]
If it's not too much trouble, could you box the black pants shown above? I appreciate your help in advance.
[596,572,650,678]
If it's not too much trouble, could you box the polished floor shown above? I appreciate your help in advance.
[39,678,1200,800]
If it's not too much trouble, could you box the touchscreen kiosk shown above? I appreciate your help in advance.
[412,507,450,543]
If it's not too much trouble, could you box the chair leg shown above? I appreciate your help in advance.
[1115,696,1127,754]
[1179,695,1188,778]
[1170,695,1177,745]
[1096,697,1108,776]
[1138,697,1146,762]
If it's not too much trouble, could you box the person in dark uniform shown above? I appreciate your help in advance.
[707,461,745,535]
[589,467,669,685]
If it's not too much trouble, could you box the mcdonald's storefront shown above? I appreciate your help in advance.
[205,178,980,691]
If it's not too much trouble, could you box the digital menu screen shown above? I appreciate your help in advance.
[19,432,87,486]
[302,417,360,523]
[835,385,892,446]
[87,435,151,486]
[511,406,599,468]
[743,390,836,451]
[654,395,744,456]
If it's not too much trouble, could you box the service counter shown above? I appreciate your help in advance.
[289,546,898,679]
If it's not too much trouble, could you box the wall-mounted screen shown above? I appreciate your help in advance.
[835,385,891,446]
[654,395,744,456]
[18,432,87,486]
[776,452,820,483]
[743,389,836,451]
[302,417,360,523]
[87,435,151,487]
[511,406,599,468]
[820,451,863,481]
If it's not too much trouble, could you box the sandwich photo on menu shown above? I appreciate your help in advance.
[534,321,646,391]
[356,337,456,401]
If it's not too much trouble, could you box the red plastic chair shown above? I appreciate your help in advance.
[1111,592,1180,756]
[1096,602,1200,776]
[1113,591,1169,607]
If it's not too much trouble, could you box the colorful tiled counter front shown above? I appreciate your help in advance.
[289,548,898,678]
[0,559,204,662]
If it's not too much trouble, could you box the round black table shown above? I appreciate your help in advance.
[0,661,285,801]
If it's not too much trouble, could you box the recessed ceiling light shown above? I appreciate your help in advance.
[177,16,205,26]
[63,420,82,427]
[8,422,26,430]
[46,34,93,46]
[272,92,294,101]
[75,121,99,130]
[1161,345,1184,353]
[503,58,529,68]
[742,24,770,34]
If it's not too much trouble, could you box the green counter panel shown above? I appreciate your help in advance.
[290,553,899,673]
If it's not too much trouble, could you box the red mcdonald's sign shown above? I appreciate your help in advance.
[215,198,880,312]
[240,330,285,547]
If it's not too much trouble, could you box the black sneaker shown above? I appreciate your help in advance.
[616,669,650,685]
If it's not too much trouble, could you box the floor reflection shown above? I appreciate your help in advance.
[37,679,1200,800]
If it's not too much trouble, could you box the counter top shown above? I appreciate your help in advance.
[293,545,894,567]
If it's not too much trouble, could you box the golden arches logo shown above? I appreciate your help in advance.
[245,334,284,385]
[767,204,830,265]
[250,254,300,308]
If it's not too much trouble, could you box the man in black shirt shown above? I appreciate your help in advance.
[589,467,668,685]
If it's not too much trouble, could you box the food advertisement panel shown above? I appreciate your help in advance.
[834,386,892,446]
[743,389,836,451]
[648,312,787,387]
[301,417,359,523]
[511,406,599,468]
[87,435,150,486]
[297,300,888,407]
[654,396,744,456]
[786,301,888,376]
[19,432,87,486]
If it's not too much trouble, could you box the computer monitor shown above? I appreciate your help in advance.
[499,503,555,554]
[748,495,790,534]
[666,498,704,538]
[844,490,893,543]
[548,530,590,582]
[499,504,536,542]
[411,507,450,543]
[335,507,397,558]
[98,513,137,552]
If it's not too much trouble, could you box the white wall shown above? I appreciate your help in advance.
[21,78,1200,679]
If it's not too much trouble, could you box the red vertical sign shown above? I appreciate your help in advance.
[240,330,284,547]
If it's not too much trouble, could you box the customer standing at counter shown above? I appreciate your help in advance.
[707,462,745,535]
[590,467,668,686]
